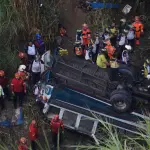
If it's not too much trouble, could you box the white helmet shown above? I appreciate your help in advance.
[18,65,26,72]
[120,18,126,23]
[125,45,132,51]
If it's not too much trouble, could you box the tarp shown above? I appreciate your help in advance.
[0,107,23,127]
[87,2,120,8]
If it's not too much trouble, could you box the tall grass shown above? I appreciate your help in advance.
[0,0,60,75]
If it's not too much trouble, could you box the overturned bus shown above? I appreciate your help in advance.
[34,50,150,141]
[40,51,150,113]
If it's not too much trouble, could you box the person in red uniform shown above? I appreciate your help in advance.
[132,16,144,45]
[29,120,38,150]
[18,137,28,150]
[0,70,8,96]
[11,73,26,109]
[81,23,91,47]
[50,114,64,148]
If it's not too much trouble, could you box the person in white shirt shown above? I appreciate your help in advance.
[27,41,36,63]
[0,85,5,110]
[127,27,135,50]
[117,31,127,59]
[31,55,44,85]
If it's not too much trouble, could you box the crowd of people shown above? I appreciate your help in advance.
[74,16,144,68]
[0,15,149,149]
[0,29,65,149]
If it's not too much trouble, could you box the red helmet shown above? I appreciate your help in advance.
[82,23,88,30]
[15,72,20,78]
[53,115,59,121]
[135,16,140,21]
[0,70,5,77]
[31,120,36,125]
[20,137,27,144]
[18,52,25,59]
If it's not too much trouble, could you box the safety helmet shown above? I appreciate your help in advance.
[36,33,41,39]
[0,70,5,77]
[53,114,59,121]
[105,39,111,45]
[18,65,26,72]
[15,73,20,78]
[82,23,88,27]
[101,48,107,52]
[87,34,91,39]
[18,52,25,59]
[120,18,126,23]
[135,16,140,21]
[125,45,132,51]
[31,120,36,127]
[20,137,27,144]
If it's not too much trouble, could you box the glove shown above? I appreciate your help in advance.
[62,131,64,134]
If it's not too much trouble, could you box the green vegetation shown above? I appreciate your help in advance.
[0,0,60,77]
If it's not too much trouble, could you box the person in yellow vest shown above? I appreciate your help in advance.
[96,49,109,68]
[143,59,150,79]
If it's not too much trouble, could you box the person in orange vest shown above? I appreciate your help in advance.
[11,73,26,109]
[18,52,28,66]
[132,16,144,45]
[50,114,64,148]
[29,120,38,150]
[81,23,91,47]
[74,41,84,57]
[105,40,116,59]
[18,137,28,150]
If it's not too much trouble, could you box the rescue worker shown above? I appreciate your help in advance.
[59,23,67,37]
[132,16,144,45]
[18,137,28,150]
[117,30,128,59]
[81,23,91,47]
[18,65,29,81]
[119,18,128,33]
[0,70,8,97]
[50,114,64,148]
[109,22,118,46]
[102,29,110,41]
[11,73,26,109]
[31,55,43,85]
[18,52,28,66]
[34,34,45,56]
[0,85,5,110]
[127,25,135,50]
[92,32,100,62]
[143,59,150,79]
[27,40,36,63]
[29,120,38,150]
[76,29,82,42]
[122,50,129,64]
[105,40,116,59]
[74,41,84,57]
[96,49,109,68]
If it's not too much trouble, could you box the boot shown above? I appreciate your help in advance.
[136,40,140,45]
